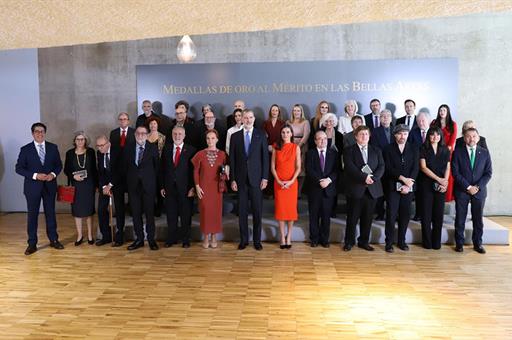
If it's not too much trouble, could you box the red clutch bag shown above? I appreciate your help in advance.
[57,185,75,203]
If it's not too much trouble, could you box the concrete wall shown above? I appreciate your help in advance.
[38,12,512,214]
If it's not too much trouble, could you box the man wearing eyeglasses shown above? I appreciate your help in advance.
[194,105,227,151]
[95,135,113,246]
[15,122,64,255]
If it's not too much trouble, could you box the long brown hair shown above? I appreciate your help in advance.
[275,124,294,150]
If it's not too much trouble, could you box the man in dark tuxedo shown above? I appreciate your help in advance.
[451,128,492,254]
[135,100,171,136]
[342,125,385,251]
[109,112,135,246]
[194,106,227,151]
[15,122,64,255]
[364,98,382,131]
[306,130,338,248]
[455,120,488,150]
[122,126,160,251]
[160,126,196,248]
[229,109,269,250]
[383,124,419,252]
[396,99,418,132]
[95,135,113,246]
[370,109,394,220]
[171,100,196,147]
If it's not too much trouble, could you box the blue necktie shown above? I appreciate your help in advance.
[37,144,45,165]
[137,146,144,166]
[244,131,251,155]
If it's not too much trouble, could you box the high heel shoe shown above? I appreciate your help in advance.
[280,244,286,249]
[74,237,83,246]
[88,238,94,245]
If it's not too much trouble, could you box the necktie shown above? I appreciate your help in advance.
[120,130,126,147]
[385,128,390,143]
[105,153,110,169]
[361,146,368,164]
[470,147,475,169]
[406,116,410,127]
[174,146,181,167]
[244,130,251,155]
[319,150,325,172]
[37,144,45,165]
[421,130,426,143]
[137,146,144,166]
[374,115,379,128]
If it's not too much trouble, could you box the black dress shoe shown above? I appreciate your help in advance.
[182,242,190,248]
[112,241,123,247]
[50,240,64,249]
[25,245,37,255]
[343,244,353,251]
[254,243,263,251]
[321,243,330,248]
[95,239,110,246]
[164,242,174,248]
[455,245,463,252]
[357,244,375,251]
[280,244,287,249]
[88,238,95,245]
[474,245,486,254]
[127,241,144,250]
[237,243,246,250]
[148,241,159,250]
[74,238,83,246]
[286,244,292,249]
[385,245,394,253]
[398,244,409,251]
[310,242,318,248]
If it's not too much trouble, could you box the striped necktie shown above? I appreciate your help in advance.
[37,144,45,165]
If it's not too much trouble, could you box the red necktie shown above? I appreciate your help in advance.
[120,130,126,147]
[174,146,181,167]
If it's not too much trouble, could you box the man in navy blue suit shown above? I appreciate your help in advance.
[15,123,64,255]
[451,128,492,254]
[229,109,269,250]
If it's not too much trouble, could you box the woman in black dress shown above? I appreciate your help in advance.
[419,127,450,249]
[64,131,98,246]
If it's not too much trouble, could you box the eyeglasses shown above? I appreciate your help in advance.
[118,118,129,121]
[135,132,148,136]
[96,143,107,148]
[33,129,45,134]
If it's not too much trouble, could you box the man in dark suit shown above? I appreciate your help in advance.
[306,130,338,248]
[109,112,135,246]
[364,98,382,131]
[160,126,196,248]
[383,124,419,252]
[15,122,64,255]
[135,99,171,136]
[194,107,227,151]
[396,99,418,132]
[370,109,394,220]
[455,120,488,150]
[342,126,385,251]
[95,135,113,246]
[121,126,160,251]
[171,100,196,147]
[229,109,269,250]
[451,128,492,254]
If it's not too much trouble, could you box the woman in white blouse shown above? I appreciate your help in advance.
[338,99,365,135]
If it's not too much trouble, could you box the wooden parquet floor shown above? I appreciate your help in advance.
[1,213,512,339]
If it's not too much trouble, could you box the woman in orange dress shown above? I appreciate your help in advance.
[192,129,228,249]
[431,104,457,202]
[271,124,301,249]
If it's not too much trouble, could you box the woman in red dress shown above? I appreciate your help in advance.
[271,125,301,249]
[192,129,228,249]
[431,104,457,202]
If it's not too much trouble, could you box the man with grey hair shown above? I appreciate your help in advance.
[455,120,488,150]
[95,135,113,246]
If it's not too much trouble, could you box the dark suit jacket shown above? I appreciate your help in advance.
[97,150,112,189]
[229,128,269,188]
[370,126,392,151]
[408,127,424,148]
[121,142,160,195]
[306,148,338,198]
[455,136,488,150]
[396,115,418,131]
[451,144,492,200]
[343,143,384,199]
[194,119,227,151]
[383,142,419,193]
[160,142,196,196]
[15,141,62,196]
[364,113,380,130]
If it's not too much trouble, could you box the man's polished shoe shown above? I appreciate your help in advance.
[148,241,159,251]
[254,243,263,251]
[398,244,409,251]
[385,245,394,253]
[455,245,464,252]
[127,241,144,250]
[182,242,190,248]
[112,241,123,247]
[321,243,330,248]
[164,242,174,248]
[50,240,64,249]
[25,245,37,255]
[237,243,246,250]
[343,244,353,251]
[310,242,318,248]
[357,243,375,251]
[95,239,110,246]
[474,245,486,254]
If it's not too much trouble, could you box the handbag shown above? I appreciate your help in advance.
[57,185,75,203]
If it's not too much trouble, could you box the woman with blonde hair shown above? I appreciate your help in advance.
[288,104,310,197]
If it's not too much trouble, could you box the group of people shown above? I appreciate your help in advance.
[15,97,492,256]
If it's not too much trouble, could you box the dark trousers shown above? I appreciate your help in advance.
[308,194,334,244]
[128,181,156,242]
[237,180,263,245]
[385,191,413,246]
[454,194,485,247]
[112,178,127,243]
[97,193,112,242]
[164,191,192,244]
[414,176,425,219]
[421,188,445,249]
[345,191,376,246]
[25,187,58,246]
